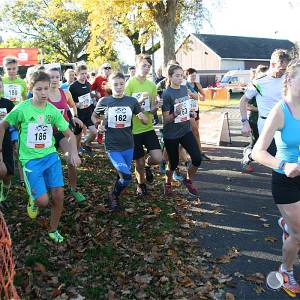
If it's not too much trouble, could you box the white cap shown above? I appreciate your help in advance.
[101,62,111,69]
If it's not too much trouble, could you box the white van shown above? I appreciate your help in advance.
[219,70,251,93]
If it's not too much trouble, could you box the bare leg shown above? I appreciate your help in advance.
[85,125,97,146]
[135,157,145,184]
[145,149,162,166]
[49,187,64,232]
[278,202,300,271]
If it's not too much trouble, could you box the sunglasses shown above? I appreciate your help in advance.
[104,66,111,70]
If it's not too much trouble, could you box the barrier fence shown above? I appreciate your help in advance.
[0,211,19,300]
[200,88,230,109]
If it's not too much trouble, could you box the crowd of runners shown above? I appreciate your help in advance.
[0,54,207,244]
[2,47,300,295]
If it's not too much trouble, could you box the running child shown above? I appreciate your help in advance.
[92,72,147,211]
[48,68,85,202]
[0,71,81,243]
[0,76,15,202]
[162,64,202,196]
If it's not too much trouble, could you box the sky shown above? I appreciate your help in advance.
[1,0,300,66]
[201,0,300,42]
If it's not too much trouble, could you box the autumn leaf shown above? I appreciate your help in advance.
[33,262,46,273]
[225,292,235,300]
[134,274,153,284]
[265,236,277,243]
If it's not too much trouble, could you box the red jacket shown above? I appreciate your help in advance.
[91,75,107,97]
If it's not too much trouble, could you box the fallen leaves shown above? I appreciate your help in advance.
[134,274,153,285]
[4,149,234,299]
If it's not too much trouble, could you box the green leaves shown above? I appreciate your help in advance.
[1,0,90,62]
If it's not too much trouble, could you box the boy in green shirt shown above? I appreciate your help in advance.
[2,56,27,105]
[125,54,162,197]
[2,56,27,186]
[0,71,81,243]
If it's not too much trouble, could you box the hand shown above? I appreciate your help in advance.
[141,92,150,101]
[284,163,300,178]
[97,124,106,133]
[175,103,182,115]
[73,117,83,128]
[190,111,196,118]
[241,121,251,137]
[69,153,81,168]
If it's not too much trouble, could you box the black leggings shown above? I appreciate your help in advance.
[164,131,202,171]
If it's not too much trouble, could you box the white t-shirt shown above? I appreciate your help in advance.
[245,73,285,133]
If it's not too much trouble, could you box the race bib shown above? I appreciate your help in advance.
[132,92,151,112]
[3,84,22,102]
[190,98,199,112]
[27,123,53,148]
[141,98,151,112]
[0,108,7,120]
[107,106,132,128]
[174,100,191,123]
[78,93,92,108]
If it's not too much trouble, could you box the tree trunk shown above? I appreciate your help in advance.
[158,23,176,67]
[150,0,178,68]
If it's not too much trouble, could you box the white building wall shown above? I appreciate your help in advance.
[220,60,245,70]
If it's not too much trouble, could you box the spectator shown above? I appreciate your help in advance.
[91,62,112,99]
[128,66,136,79]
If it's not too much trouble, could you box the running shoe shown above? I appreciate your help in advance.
[48,230,64,243]
[201,153,211,161]
[82,143,95,158]
[145,166,154,183]
[278,217,290,242]
[172,169,183,181]
[78,146,84,157]
[27,197,39,219]
[279,266,300,294]
[107,192,120,211]
[69,188,86,202]
[241,147,252,170]
[182,178,199,197]
[160,161,166,174]
[244,164,254,173]
[164,182,173,196]
[136,183,148,197]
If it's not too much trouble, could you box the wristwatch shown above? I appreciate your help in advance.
[278,160,286,172]
[241,118,248,123]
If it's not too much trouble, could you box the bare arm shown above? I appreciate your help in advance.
[91,111,103,127]
[0,120,9,160]
[240,94,252,136]
[64,90,78,116]
[252,105,300,178]
[136,112,148,124]
[252,105,283,169]
[196,83,205,101]
[162,104,182,125]
[62,128,81,167]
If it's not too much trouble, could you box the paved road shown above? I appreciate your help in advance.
[192,105,293,300]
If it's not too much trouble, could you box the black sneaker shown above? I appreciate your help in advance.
[107,192,120,212]
[136,183,148,197]
[145,166,154,183]
[201,153,211,161]
[82,143,95,158]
